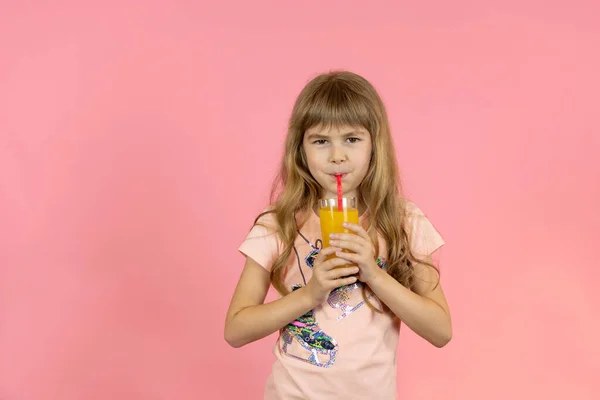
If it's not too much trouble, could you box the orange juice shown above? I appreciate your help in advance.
[319,197,359,267]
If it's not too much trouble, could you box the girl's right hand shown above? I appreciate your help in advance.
[304,246,359,306]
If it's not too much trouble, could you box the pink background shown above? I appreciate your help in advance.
[1,1,599,399]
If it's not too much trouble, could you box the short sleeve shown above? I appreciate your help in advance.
[405,202,445,258]
[238,210,282,272]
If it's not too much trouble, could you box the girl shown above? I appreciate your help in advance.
[225,71,452,399]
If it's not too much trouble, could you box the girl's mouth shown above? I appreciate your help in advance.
[329,173,348,179]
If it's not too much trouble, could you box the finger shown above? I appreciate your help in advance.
[331,275,358,288]
[316,246,341,262]
[334,251,359,263]
[329,239,363,253]
[323,258,357,275]
[342,222,371,241]
[329,266,360,279]
[330,233,365,247]
[320,255,349,271]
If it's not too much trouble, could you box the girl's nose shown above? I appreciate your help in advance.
[329,145,347,164]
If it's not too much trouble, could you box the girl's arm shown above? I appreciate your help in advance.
[365,257,452,348]
[224,257,315,348]
[330,223,452,348]
[224,248,358,348]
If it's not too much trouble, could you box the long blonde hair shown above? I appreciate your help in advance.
[255,70,437,295]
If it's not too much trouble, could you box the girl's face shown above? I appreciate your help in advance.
[302,124,372,201]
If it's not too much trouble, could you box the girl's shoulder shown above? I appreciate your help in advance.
[252,205,278,229]
[399,198,426,218]
[399,198,445,256]
[252,205,312,231]
[239,206,283,270]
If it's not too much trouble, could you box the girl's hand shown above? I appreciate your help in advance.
[329,222,381,284]
[305,246,359,306]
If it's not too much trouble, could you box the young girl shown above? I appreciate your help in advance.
[225,71,452,399]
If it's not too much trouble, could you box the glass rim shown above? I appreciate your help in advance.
[318,196,356,201]
[318,197,356,208]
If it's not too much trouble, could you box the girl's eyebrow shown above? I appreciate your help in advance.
[305,132,329,140]
[342,130,367,137]
[306,130,367,140]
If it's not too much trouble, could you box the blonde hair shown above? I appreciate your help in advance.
[255,70,437,295]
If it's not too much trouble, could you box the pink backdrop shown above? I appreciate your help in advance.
[1,1,599,399]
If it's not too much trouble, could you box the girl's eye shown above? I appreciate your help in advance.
[347,137,360,143]
[314,139,328,145]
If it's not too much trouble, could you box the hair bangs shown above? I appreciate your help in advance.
[299,80,377,134]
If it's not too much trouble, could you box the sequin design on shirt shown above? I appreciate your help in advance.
[304,248,319,269]
[280,285,338,368]
[327,256,387,321]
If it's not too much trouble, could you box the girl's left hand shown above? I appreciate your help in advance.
[329,222,381,284]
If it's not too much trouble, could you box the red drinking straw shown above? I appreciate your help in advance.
[335,174,343,211]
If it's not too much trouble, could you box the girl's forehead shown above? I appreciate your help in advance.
[304,124,368,136]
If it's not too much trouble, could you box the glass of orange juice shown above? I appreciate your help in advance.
[319,197,359,268]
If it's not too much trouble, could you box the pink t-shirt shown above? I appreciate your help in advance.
[238,201,444,400]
